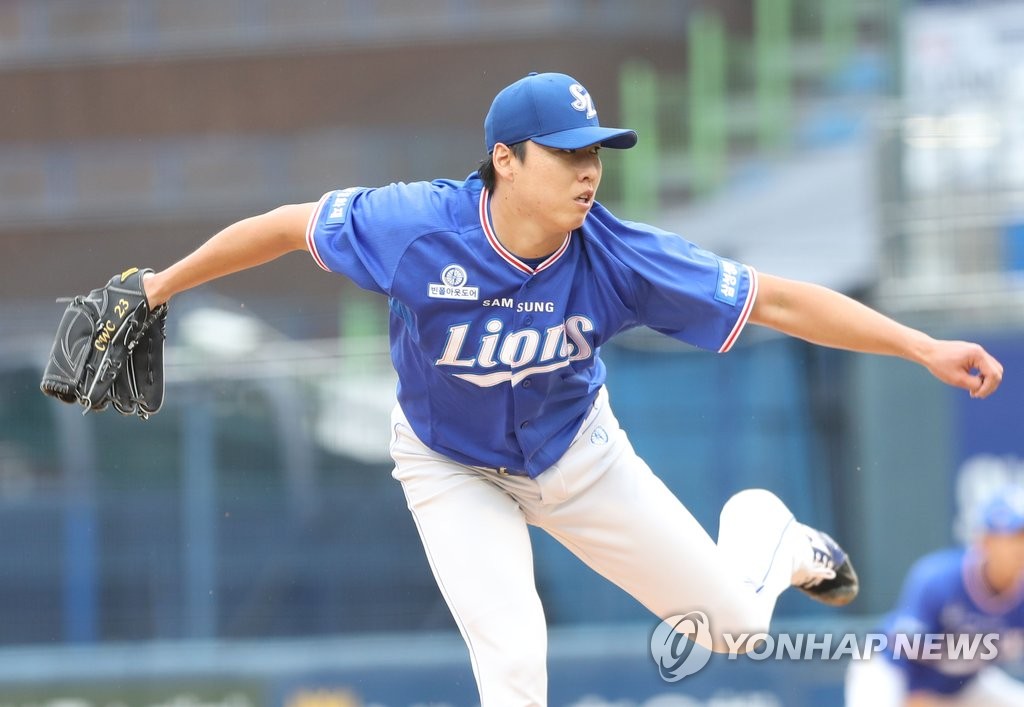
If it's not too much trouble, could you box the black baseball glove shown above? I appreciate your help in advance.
[40,267,168,419]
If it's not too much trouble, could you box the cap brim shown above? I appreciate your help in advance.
[985,517,1024,534]
[978,490,1024,534]
[531,126,638,150]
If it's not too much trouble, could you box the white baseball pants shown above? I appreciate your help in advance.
[390,387,804,707]
[845,654,1024,707]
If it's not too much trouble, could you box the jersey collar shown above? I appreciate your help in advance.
[479,188,571,275]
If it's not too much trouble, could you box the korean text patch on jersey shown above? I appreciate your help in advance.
[428,264,480,301]
[714,257,742,306]
[325,187,360,225]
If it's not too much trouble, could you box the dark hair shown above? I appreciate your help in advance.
[477,141,528,192]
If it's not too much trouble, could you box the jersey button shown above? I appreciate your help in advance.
[524,316,533,326]
[522,379,532,388]
[520,421,530,429]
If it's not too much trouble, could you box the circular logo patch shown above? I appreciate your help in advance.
[441,265,467,287]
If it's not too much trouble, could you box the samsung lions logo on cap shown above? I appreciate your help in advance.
[429,264,479,301]
[569,83,597,119]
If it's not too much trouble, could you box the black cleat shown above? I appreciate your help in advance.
[795,529,859,607]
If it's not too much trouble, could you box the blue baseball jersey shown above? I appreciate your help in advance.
[306,173,757,477]
[881,547,1024,695]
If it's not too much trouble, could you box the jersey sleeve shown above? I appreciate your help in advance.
[306,182,443,295]
[603,216,757,353]
[886,553,948,639]
[884,551,965,694]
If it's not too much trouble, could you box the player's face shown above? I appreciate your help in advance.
[515,141,603,233]
[982,531,1024,591]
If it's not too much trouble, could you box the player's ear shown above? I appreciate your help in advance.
[491,143,518,181]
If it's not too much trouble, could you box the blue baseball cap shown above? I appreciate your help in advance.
[978,489,1024,534]
[484,72,638,153]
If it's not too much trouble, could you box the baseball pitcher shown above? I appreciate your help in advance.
[43,72,1003,706]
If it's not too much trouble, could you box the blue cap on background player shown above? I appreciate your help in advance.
[978,488,1024,534]
[484,72,638,153]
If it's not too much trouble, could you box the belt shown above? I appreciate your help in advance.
[474,464,529,477]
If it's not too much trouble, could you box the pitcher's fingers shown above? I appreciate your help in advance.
[971,354,1004,399]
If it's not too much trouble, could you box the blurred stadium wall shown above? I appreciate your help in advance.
[1,0,1023,705]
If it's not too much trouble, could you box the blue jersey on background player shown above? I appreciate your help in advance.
[847,489,1024,707]
[137,71,1004,706]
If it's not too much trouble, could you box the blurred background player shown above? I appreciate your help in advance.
[845,488,1024,707]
